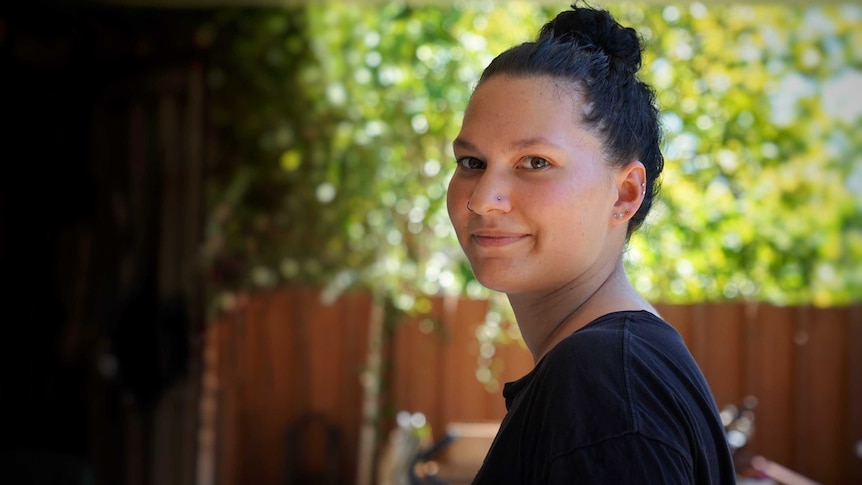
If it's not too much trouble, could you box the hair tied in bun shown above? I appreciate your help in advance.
[540,3,643,75]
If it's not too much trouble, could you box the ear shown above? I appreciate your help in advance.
[610,160,646,225]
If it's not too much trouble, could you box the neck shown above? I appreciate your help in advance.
[508,259,655,363]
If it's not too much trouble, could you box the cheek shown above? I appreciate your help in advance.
[446,180,464,225]
[532,180,605,232]
[447,174,472,206]
[447,179,473,245]
[446,181,458,221]
[527,183,577,217]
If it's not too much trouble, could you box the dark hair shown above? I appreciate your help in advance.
[477,4,663,236]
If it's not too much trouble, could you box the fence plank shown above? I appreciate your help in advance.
[847,305,862,485]
[244,292,284,485]
[794,307,848,484]
[307,290,347,416]
[701,304,745,408]
[260,290,295,482]
[745,304,796,468]
[213,321,237,485]
[438,297,492,422]
[389,306,442,428]
[338,291,372,481]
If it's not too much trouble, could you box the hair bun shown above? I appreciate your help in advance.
[539,5,643,74]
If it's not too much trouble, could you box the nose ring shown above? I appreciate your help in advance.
[468,196,503,212]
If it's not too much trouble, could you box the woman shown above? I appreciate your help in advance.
[446,4,737,484]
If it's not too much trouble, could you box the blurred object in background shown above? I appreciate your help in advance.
[722,394,758,454]
[725,396,823,485]
[378,411,459,485]
[435,422,499,485]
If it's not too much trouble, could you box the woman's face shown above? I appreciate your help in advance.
[447,75,627,295]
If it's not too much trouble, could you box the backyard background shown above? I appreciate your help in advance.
[0,0,860,484]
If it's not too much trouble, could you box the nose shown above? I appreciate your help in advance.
[468,171,511,214]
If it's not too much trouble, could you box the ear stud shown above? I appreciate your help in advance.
[613,209,631,219]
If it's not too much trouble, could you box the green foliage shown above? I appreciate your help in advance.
[617,4,862,306]
[202,2,555,317]
[202,2,862,319]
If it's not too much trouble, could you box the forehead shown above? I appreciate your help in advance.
[459,75,593,148]
[465,75,586,123]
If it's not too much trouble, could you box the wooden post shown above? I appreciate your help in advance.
[356,292,386,485]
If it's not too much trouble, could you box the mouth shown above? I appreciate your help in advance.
[471,232,529,247]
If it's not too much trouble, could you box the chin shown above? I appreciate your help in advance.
[473,272,521,294]
[468,259,533,293]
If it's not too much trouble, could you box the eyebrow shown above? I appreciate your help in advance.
[452,136,563,153]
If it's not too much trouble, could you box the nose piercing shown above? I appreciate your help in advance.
[468,196,502,212]
[467,195,503,212]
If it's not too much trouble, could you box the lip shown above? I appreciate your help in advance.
[471,231,529,247]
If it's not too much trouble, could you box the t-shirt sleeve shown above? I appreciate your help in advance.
[546,432,694,484]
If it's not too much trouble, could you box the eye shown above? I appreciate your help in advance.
[456,156,485,170]
[518,156,551,170]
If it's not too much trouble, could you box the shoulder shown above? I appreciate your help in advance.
[525,313,652,442]
[535,310,715,442]
[535,312,632,392]
[541,310,681,375]
[496,312,734,484]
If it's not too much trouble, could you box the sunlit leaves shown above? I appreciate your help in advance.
[625,3,861,306]
[204,2,861,315]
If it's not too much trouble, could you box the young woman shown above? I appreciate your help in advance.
[446,5,737,484]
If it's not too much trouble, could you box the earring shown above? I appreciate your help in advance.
[613,209,631,219]
[467,200,475,212]
[641,182,646,195]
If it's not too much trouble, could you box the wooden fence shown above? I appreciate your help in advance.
[201,287,862,485]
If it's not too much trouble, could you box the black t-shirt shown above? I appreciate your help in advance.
[472,311,736,484]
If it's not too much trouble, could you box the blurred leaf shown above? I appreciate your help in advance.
[203,2,862,319]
